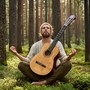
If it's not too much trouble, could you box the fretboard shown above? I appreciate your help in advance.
[47,15,76,53]
[47,25,66,52]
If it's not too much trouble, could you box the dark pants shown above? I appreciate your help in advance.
[18,61,72,84]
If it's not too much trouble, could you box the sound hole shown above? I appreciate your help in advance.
[45,50,51,56]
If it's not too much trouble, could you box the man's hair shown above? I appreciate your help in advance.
[39,22,54,37]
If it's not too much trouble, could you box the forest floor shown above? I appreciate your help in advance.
[0,44,90,90]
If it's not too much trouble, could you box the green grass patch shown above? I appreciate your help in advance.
[0,44,90,90]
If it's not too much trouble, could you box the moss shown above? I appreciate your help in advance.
[0,44,90,90]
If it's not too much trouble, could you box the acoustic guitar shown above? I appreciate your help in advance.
[30,15,76,76]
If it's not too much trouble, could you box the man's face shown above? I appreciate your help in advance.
[41,24,51,38]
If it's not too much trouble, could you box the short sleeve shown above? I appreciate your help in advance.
[26,45,36,62]
[56,41,67,61]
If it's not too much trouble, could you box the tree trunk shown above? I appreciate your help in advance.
[40,0,43,25]
[66,0,71,48]
[52,0,61,39]
[85,0,90,62]
[9,0,17,47]
[60,1,65,46]
[35,0,39,41]
[45,0,47,22]
[48,0,51,23]
[0,0,6,65]
[17,0,23,53]
[29,0,34,49]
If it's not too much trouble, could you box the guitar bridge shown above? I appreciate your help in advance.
[36,61,46,68]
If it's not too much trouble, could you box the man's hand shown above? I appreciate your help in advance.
[62,49,77,63]
[69,49,77,57]
[10,46,17,54]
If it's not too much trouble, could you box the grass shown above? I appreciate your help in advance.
[0,44,90,90]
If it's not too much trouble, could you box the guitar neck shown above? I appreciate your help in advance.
[48,25,67,52]
[47,15,76,53]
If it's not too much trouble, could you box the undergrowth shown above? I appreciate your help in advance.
[0,44,90,90]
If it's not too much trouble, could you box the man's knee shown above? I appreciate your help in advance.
[63,61,72,70]
[18,61,28,70]
[18,62,23,70]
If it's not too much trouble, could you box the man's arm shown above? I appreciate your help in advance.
[62,49,77,63]
[10,46,28,62]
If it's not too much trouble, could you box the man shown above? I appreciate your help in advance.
[10,22,77,85]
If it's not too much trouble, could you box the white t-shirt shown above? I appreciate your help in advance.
[26,39,67,67]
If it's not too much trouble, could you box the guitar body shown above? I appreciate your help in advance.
[30,43,59,76]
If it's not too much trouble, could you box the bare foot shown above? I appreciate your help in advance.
[31,80,47,85]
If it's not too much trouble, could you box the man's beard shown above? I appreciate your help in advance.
[42,33,50,38]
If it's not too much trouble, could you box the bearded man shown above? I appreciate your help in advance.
[10,22,76,85]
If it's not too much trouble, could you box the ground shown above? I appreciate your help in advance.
[0,44,90,90]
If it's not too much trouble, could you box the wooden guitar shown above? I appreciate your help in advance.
[30,15,76,76]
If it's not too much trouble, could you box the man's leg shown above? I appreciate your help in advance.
[18,61,44,81]
[46,61,72,84]
[31,61,72,85]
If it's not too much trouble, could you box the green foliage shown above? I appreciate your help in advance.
[0,44,90,90]
[69,64,90,90]
[23,82,76,90]
[0,77,16,90]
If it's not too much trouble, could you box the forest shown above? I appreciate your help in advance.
[0,0,90,90]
